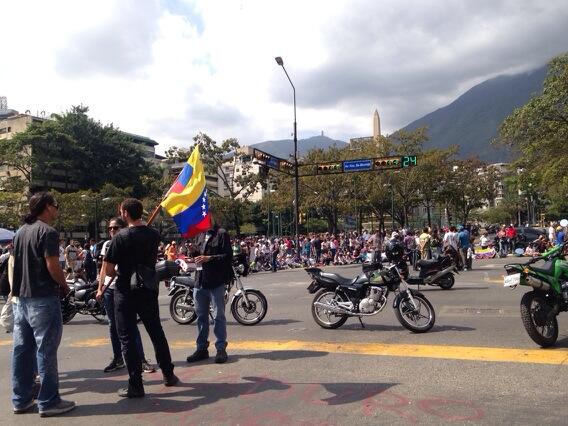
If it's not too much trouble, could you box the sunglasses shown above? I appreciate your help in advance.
[108,226,121,231]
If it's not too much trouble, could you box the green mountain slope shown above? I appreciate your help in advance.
[403,66,547,162]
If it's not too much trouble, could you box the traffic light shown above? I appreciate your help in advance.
[299,212,307,224]
[373,157,401,170]
[316,163,342,174]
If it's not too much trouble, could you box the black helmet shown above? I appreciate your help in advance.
[385,240,405,262]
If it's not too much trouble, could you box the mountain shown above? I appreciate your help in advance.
[249,135,347,159]
[403,66,547,162]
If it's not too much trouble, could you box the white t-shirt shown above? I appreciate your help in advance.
[443,231,459,250]
[100,240,117,289]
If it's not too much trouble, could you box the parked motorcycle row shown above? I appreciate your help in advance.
[60,239,568,349]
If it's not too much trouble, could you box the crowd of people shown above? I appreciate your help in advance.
[159,225,478,272]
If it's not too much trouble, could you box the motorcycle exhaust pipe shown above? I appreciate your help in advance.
[525,275,550,291]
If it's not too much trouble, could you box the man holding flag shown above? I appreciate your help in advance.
[161,145,233,364]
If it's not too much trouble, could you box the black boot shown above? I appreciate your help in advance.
[186,348,209,363]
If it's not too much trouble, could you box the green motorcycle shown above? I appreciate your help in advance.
[504,242,568,347]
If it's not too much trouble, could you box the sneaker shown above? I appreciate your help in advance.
[13,400,35,414]
[215,349,228,364]
[118,387,145,398]
[163,373,179,387]
[103,358,125,373]
[186,349,209,363]
[39,400,76,417]
[142,360,156,373]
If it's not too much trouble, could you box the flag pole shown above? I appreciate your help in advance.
[146,203,162,226]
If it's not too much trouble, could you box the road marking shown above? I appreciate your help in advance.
[8,337,567,366]
[169,339,568,366]
[69,338,110,347]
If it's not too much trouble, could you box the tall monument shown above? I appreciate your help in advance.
[373,109,381,138]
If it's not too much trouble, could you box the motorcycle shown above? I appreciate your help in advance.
[385,240,458,290]
[305,261,436,333]
[61,278,106,324]
[168,267,268,326]
[399,246,459,290]
[504,242,568,347]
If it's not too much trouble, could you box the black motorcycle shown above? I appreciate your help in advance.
[400,247,458,290]
[306,262,436,332]
[168,267,267,326]
[61,278,106,324]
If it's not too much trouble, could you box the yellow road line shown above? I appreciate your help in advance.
[69,338,110,347]
[172,339,568,366]
[5,337,568,366]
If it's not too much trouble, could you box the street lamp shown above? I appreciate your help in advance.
[275,56,300,257]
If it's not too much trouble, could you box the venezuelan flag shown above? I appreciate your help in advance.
[161,145,212,237]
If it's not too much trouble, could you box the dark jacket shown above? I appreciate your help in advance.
[196,225,233,288]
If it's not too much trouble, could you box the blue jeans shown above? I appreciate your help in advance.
[103,288,145,362]
[194,285,227,351]
[12,296,62,411]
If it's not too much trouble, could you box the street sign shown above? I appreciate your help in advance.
[267,156,279,169]
[343,159,373,173]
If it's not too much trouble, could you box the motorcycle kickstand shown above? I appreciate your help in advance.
[358,317,365,329]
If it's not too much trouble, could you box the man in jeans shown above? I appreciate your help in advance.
[103,198,178,398]
[11,192,76,417]
[186,219,233,364]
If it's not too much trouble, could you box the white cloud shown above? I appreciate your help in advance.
[1,0,566,154]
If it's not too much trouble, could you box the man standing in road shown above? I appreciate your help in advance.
[102,198,178,398]
[11,192,76,417]
[186,217,233,364]
[457,226,472,271]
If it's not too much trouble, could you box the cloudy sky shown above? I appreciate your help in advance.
[2,0,567,153]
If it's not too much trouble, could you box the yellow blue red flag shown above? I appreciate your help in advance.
[161,145,211,237]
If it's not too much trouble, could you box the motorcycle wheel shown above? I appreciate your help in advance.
[311,289,348,329]
[520,291,558,347]
[261,262,272,272]
[395,292,435,333]
[169,291,197,325]
[436,274,455,290]
[61,303,77,325]
[231,290,268,325]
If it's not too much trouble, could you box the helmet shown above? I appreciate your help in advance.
[385,240,404,262]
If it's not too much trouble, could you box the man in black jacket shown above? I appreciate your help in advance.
[186,221,233,364]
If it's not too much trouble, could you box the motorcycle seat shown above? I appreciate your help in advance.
[532,261,554,275]
[418,259,439,268]
[73,282,93,291]
[173,276,195,287]
[320,272,355,286]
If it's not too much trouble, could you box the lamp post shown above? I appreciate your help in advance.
[275,56,300,257]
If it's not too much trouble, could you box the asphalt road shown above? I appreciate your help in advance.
[1,257,567,425]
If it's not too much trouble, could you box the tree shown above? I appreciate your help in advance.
[0,105,151,197]
[439,158,497,225]
[0,192,26,229]
[496,53,568,215]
